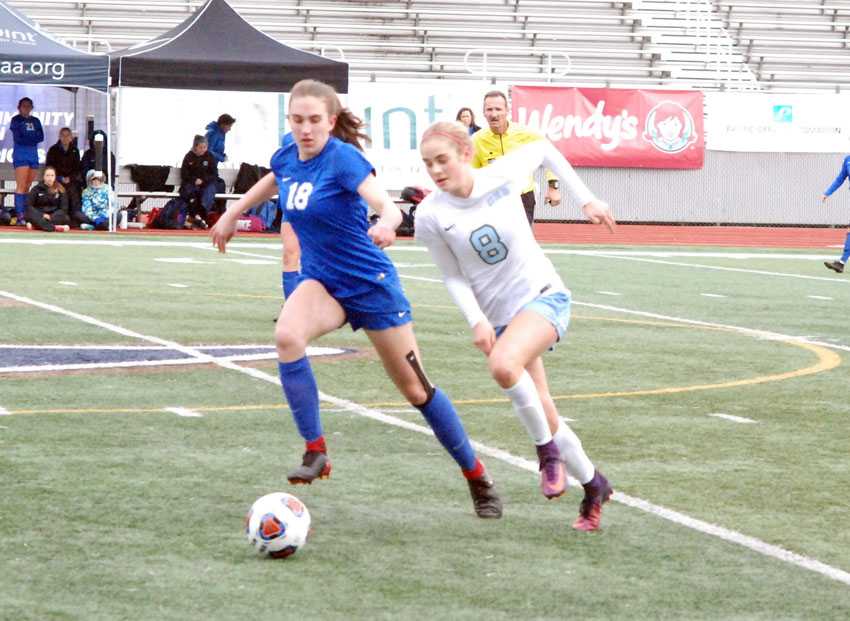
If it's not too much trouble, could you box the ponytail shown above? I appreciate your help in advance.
[290,79,370,151]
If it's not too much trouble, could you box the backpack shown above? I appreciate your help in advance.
[247,200,279,232]
[233,162,271,195]
[150,198,186,229]
[128,164,174,192]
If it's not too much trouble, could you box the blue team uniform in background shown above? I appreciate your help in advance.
[10,114,44,168]
[824,155,850,200]
[270,134,410,330]
[824,155,850,267]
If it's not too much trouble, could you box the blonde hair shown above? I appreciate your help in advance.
[421,121,473,156]
[290,79,369,150]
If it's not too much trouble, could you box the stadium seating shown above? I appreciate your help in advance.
[9,0,850,90]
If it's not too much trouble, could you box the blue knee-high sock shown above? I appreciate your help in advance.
[415,387,477,471]
[841,231,850,264]
[14,193,26,219]
[282,270,301,299]
[278,357,322,442]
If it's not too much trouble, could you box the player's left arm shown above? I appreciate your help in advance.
[536,141,615,233]
[358,174,403,249]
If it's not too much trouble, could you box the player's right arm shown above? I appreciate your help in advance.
[415,209,495,354]
[823,155,850,201]
[211,172,277,253]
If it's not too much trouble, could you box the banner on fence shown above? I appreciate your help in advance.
[0,85,105,165]
[705,92,850,153]
[511,85,704,169]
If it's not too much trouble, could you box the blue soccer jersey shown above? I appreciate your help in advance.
[270,135,409,314]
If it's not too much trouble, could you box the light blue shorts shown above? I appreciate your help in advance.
[495,290,571,343]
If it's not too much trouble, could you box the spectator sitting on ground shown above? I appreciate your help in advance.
[81,130,117,188]
[46,127,83,221]
[180,135,218,229]
[26,166,70,232]
[456,107,481,135]
[80,170,114,231]
[205,113,235,165]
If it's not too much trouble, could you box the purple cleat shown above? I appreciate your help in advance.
[536,439,566,499]
[573,470,613,532]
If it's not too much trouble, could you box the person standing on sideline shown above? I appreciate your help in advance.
[822,154,850,274]
[210,79,502,519]
[416,121,616,531]
[10,97,44,225]
[46,127,83,223]
[205,113,236,165]
[455,107,481,135]
[471,91,561,227]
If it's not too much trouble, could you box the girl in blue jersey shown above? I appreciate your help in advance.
[822,154,850,274]
[10,97,44,225]
[211,79,501,519]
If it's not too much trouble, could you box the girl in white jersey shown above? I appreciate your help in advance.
[415,121,615,531]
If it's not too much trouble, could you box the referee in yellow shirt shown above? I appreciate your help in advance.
[471,90,560,227]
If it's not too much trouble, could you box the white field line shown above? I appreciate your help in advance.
[2,289,850,586]
[0,344,274,350]
[588,253,848,284]
[708,413,758,424]
[595,291,622,296]
[167,283,189,288]
[808,295,834,301]
[399,274,850,354]
[163,407,203,418]
[2,237,842,260]
[155,257,212,264]
[570,300,850,354]
[226,259,277,266]
[700,293,727,298]
[0,406,9,416]
[58,281,78,286]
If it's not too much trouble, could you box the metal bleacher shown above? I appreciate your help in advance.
[7,0,850,92]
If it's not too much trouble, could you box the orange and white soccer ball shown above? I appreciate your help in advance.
[245,492,311,559]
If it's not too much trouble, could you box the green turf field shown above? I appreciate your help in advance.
[1,233,849,620]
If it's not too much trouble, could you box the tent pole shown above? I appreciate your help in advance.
[107,88,114,232]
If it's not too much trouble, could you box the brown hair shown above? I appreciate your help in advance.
[483,90,508,107]
[42,166,65,193]
[421,121,473,156]
[290,79,370,150]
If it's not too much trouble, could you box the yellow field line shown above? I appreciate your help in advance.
[3,315,840,416]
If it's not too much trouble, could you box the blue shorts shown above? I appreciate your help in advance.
[13,147,38,169]
[346,308,412,332]
[495,290,571,343]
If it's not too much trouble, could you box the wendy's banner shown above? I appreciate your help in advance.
[511,85,704,169]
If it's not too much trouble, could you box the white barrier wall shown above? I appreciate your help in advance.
[113,83,850,225]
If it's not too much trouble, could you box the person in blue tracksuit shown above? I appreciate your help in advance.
[210,79,502,519]
[10,97,44,225]
[204,113,236,165]
[822,154,850,274]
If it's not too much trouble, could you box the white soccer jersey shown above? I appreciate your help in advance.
[415,140,596,328]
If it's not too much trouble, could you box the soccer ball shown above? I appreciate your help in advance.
[245,492,311,559]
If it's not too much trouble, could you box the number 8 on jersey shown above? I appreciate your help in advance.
[469,225,508,265]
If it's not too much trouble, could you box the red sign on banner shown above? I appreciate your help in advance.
[511,86,704,169]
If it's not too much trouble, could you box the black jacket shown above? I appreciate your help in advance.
[180,150,218,185]
[27,183,69,215]
[45,141,82,182]
[81,130,116,187]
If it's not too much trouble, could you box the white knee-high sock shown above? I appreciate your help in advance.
[553,420,595,484]
[503,371,552,446]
